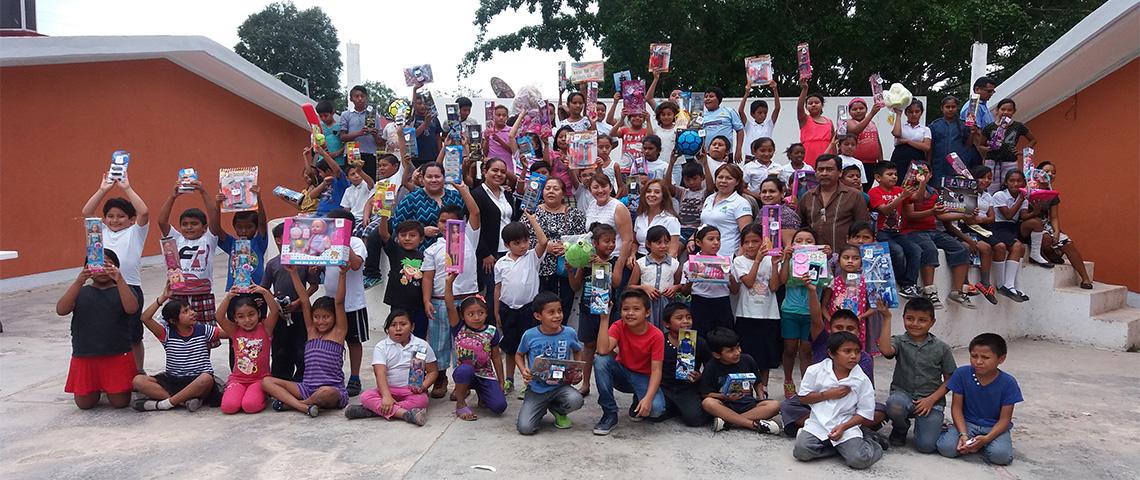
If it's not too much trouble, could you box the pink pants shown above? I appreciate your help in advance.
[221,379,265,414]
[361,386,429,419]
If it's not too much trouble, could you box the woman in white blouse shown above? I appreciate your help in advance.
[632,179,682,259]
[697,163,754,257]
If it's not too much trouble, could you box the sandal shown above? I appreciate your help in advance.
[455,406,478,421]
[783,381,796,399]
[1080,282,1093,290]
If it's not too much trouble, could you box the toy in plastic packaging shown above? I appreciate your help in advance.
[860,242,899,308]
[745,55,772,84]
[688,91,705,127]
[389,98,411,126]
[108,150,130,182]
[621,79,646,116]
[408,345,428,389]
[675,329,698,380]
[160,236,193,292]
[445,219,465,274]
[218,166,258,213]
[626,179,641,211]
[901,161,930,191]
[760,205,782,256]
[791,245,829,285]
[869,73,885,108]
[791,169,818,200]
[589,262,612,315]
[84,218,104,273]
[419,89,439,120]
[568,131,597,169]
[177,168,198,193]
[882,83,913,110]
[532,356,586,386]
[988,116,1012,151]
[946,152,973,178]
[796,42,812,80]
[372,180,398,217]
[302,103,325,147]
[569,61,604,84]
[233,239,254,293]
[515,135,537,174]
[562,233,595,268]
[612,70,632,94]
[558,61,568,90]
[675,91,693,129]
[648,43,671,72]
[403,127,418,160]
[403,64,433,86]
[964,94,980,128]
[281,217,351,266]
[273,186,304,207]
[520,172,547,214]
[687,255,731,284]
[720,373,756,397]
[443,145,463,185]
[939,176,979,214]
[445,103,460,124]
[484,100,495,124]
[586,82,600,120]
[837,105,849,136]
[345,141,362,167]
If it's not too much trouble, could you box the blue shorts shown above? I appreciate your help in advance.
[780,311,811,341]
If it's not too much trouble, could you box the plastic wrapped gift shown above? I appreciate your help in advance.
[882,83,913,110]
[562,233,595,268]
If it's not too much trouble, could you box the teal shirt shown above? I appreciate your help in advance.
[321,122,346,167]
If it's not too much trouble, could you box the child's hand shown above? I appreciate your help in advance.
[912,395,938,417]
[380,394,395,415]
[828,425,847,441]
[519,366,533,383]
[799,78,809,90]
[446,271,457,285]
[960,435,987,454]
[782,244,795,259]
[613,92,621,101]
[424,225,440,237]
[227,287,240,297]
[424,301,435,319]
[105,265,122,283]
[216,191,226,205]
[726,392,746,402]
[662,285,680,298]
[633,396,654,418]
[99,173,115,191]
[641,285,660,299]
[339,265,350,275]
[76,266,93,283]
[824,385,851,400]
[822,245,833,256]
[874,297,890,315]
[805,280,818,293]
[687,370,701,383]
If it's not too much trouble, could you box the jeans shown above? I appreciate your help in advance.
[937,422,1015,465]
[907,230,970,267]
[516,385,585,435]
[876,230,922,286]
[593,354,666,417]
[886,389,945,452]
[793,429,884,470]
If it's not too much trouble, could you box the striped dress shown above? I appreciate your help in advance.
[297,338,348,408]
[160,323,216,377]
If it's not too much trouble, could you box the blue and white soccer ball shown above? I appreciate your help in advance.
[676,129,703,156]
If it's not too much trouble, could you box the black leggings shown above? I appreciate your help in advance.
[540,274,574,324]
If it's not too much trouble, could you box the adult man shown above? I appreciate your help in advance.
[959,76,997,169]
[797,155,870,252]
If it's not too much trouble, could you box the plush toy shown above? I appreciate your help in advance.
[883,83,913,110]
[562,233,595,268]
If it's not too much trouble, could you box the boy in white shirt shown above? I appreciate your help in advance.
[156,177,221,336]
[836,136,868,186]
[493,213,548,396]
[792,331,884,470]
[322,208,369,397]
[340,165,375,224]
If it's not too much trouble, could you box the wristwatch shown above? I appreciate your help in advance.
[959,432,969,438]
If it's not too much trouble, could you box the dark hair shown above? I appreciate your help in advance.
[316,100,334,114]
[969,165,992,179]
[102,198,136,218]
[681,160,706,179]
[596,133,613,146]
[905,99,925,113]
[233,211,258,227]
[1037,161,1053,170]
[792,227,818,243]
[709,135,731,151]
[567,92,586,104]
[378,153,400,167]
[272,222,285,238]
[439,204,465,219]
[620,289,651,310]
[384,308,411,331]
[806,92,826,104]
[421,161,445,177]
[750,137,775,154]
[325,208,353,221]
[483,157,508,172]
[842,164,862,174]
[827,331,861,354]
[759,176,785,193]
[230,296,261,318]
[642,134,662,150]
[1003,169,1025,185]
[350,85,368,96]
[694,224,720,249]
[662,302,689,325]
[831,308,859,326]
[940,95,959,107]
[160,299,189,324]
[838,244,860,258]
[708,87,725,103]
[501,221,530,244]
[645,225,670,245]
[749,99,769,114]
[847,221,874,238]
[589,222,617,241]
[179,208,207,226]
[655,101,679,121]
[459,295,487,317]
[707,327,740,353]
[815,154,842,170]
[995,98,1016,110]
[875,162,899,176]
[903,297,936,319]
[529,160,552,173]
[395,220,425,237]
[312,295,336,316]
[553,125,574,148]
[494,104,509,114]
[456,97,472,109]
[838,135,858,145]
[531,291,561,314]
[739,222,764,241]
[973,76,995,89]
[785,142,805,154]
[969,333,1008,357]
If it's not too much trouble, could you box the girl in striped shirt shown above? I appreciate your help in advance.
[132,283,224,412]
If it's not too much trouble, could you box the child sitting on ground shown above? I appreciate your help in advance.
[215,284,281,414]
[658,303,710,427]
[346,309,438,426]
[792,331,884,470]
[157,176,222,338]
[592,290,667,435]
[260,223,319,382]
[515,292,585,434]
[445,273,507,420]
[133,282,224,412]
[323,208,370,397]
[936,333,1023,465]
[262,267,349,417]
[699,327,782,434]
[877,297,956,451]
[57,251,139,409]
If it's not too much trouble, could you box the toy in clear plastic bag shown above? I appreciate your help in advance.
[562,233,595,268]
[882,83,913,110]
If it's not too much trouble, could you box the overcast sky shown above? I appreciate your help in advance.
[37,0,602,98]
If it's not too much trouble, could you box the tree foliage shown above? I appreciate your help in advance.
[460,0,1104,103]
[235,1,343,101]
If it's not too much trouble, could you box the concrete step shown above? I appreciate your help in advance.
[1090,308,1140,351]
[1051,261,1095,288]
[1056,282,1128,316]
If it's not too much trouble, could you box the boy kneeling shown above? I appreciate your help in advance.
[699,327,781,434]
[592,290,666,435]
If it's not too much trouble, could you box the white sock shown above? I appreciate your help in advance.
[1003,260,1019,289]
[991,261,1005,288]
[1029,232,1049,263]
[157,399,174,410]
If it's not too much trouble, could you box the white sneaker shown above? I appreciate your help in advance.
[947,291,976,309]
[754,418,781,435]
[923,286,944,310]
[712,417,726,432]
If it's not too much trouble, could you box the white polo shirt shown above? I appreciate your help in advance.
[494,249,543,309]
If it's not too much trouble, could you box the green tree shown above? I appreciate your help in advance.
[332,80,399,113]
[460,0,1103,104]
[235,1,343,101]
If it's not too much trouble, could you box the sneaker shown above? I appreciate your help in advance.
[963,283,980,296]
[502,379,514,394]
[868,431,890,450]
[344,404,378,419]
[403,408,427,426]
[131,399,158,412]
[753,419,781,435]
[712,417,726,432]
[363,275,383,290]
[270,399,286,412]
[516,383,527,400]
[552,411,573,429]
[306,405,320,418]
[889,429,907,447]
[998,286,1028,303]
[924,287,944,310]
[347,377,362,397]
[947,291,976,309]
[975,283,998,305]
[592,412,619,435]
[899,285,923,299]
[184,398,203,412]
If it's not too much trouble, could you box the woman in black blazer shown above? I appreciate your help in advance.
[470,158,521,298]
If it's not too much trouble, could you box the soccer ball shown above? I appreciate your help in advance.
[676,129,703,156]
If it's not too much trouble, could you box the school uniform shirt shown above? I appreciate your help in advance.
[372,335,436,388]
[811,330,876,387]
[636,255,679,293]
[699,354,761,400]
[798,358,876,445]
[663,335,710,388]
[494,250,543,309]
[947,365,1024,428]
[839,154,868,184]
[634,212,681,256]
[732,255,779,319]
[742,161,775,193]
[700,192,752,257]
[422,226,480,297]
[742,116,775,157]
[381,238,422,310]
[451,323,502,379]
[682,255,731,298]
[609,320,665,376]
[71,284,133,357]
[992,190,1028,223]
[897,122,932,145]
[868,185,905,232]
[701,106,744,150]
[167,229,218,295]
[102,223,149,287]
[976,192,995,220]
[220,233,270,291]
[340,180,373,222]
[518,325,582,394]
[382,122,405,161]
[324,236,367,312]
[159,323,219,377]
[338,107,384,154]
[776,162,813,186]
[657,125,677,161]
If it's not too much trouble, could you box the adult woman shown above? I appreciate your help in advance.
[929,96,978,185]
[698,164,753,257]
[528,177,588,317]
[845,98,883,165]
[470,158,519,297]
[755,177,801,248]
[633,179,681,258]
[796,79,834,168]
[890,99,932,175]
[584,174,634,270]
[390,162,466,249]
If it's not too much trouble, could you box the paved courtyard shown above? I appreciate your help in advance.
[1,265,1138,479]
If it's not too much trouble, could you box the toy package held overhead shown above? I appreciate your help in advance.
[860,242,899,308]
[177,168,198,193]
[484,100,495,124]
[686,255,731,284]
[280,217,351,266]
[621,79,646,116]
[675,329,698,380]
[791,169,818,200]
[160,236,191,292]
[345,141,362,167]
[901,161,930,191]
[585,82,599,120]
[108,150,130,182]
[939,176,979,214]
[466,124,483,157]
[273,186,304,207]
[84,218,105,273]
[389,98,411,126]
[760,205,782,256]
[531,356,586,386]
[403,127,419,160]
[791,245,830,285]
[569,61,605,84]
[568,131,598,169]
[443,145,463,185]
[589,262,612,315]
[302,103,324,147]
[445,219,465,274]
[445,103,460,124]
[675,91,693,129]
[515,135,537,173]
[612,70,632,94]
[558,61,568,90]
[796,42,812,80]
[218,166,258,213]
[720,373,756,397]
[407,345,428,389]
[520,172,547,214]
[688,91,705,127]
[945,152,973,178]
[648,43,671,72]
[745,55,773,84]
[419,89,439,120]
[869,73,885,108]
[626,179,641,212]
[233,239,254,293]
[403,64,433,86]
[964,93,980,128]
[372,180,398,217]
[836,105,849,136]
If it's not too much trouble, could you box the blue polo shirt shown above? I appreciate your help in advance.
[947,365,1023,428]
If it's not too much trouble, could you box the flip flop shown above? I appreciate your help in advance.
[783,381,796,399]
[455,406,478,421]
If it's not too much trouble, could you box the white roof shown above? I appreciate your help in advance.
[0,35,312,129]
[992,0,1140,121]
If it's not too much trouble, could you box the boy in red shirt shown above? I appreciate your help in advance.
[901,168,975,310]
[868,163,922,299]
[592,290,666,435]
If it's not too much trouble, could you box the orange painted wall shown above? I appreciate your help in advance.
[1024,59,1140,292]
[0,59,308,278]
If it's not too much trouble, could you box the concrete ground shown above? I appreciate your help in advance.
[1,264,1138,480]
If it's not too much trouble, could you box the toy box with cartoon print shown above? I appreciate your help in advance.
[720,373,756,397]
[280,217,352,266]
[532,356,586,386]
